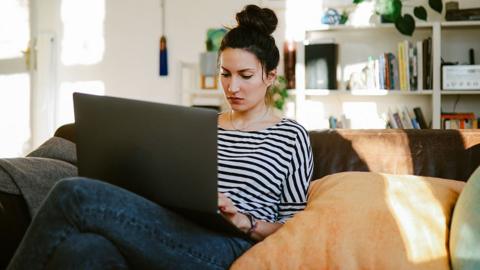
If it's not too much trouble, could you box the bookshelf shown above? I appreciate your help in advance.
[440,21,480,130]
[293,21,480,129]
[181,22,480,130]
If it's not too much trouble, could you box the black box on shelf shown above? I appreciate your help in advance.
[446,8,480,21]
[305,43,338,89]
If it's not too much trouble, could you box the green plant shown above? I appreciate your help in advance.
[270,75,289,111]
[353,0,443,36]
[206,28,227,51]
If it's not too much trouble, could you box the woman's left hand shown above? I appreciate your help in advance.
[218,193,250,232]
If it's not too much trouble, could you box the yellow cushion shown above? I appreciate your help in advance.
[231,172,465,270]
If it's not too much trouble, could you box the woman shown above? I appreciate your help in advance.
[8,5,313,270]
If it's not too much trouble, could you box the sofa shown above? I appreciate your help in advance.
[0,124,479,269]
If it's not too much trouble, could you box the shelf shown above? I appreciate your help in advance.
[289,89,433,96]
[306,22,433,32]
[441,90,480,95]
[441,21,480,29]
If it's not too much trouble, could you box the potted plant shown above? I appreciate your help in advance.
[353,0,443,36]
[199,28,227,89]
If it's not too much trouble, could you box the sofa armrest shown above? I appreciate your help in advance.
[54,123,76,143]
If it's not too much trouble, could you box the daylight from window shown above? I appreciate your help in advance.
[0,0,30,157]
[56,0,106,127]
[0,0,29,59]
[0,74,30,157]
[61,0,105,65]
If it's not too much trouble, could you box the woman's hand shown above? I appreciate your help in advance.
[218,193,251,232]
[218,192,283,240]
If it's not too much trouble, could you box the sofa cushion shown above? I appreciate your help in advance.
[27,136,77,165]
[0,137,78,216]
[450,166,480,270]
[231,172,464,270]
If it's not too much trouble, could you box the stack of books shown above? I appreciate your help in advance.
[349,38,433,91]
[441,112,478,129]
[387,106,428,129]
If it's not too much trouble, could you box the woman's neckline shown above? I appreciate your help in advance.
[218,118,286,133]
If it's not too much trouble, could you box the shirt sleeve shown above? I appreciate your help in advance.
[277,126,313,223]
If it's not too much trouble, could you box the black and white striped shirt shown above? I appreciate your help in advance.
[218,118,313,223]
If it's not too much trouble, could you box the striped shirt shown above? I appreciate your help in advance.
[218,118,313,223]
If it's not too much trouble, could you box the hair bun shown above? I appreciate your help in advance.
[236,5,277,36]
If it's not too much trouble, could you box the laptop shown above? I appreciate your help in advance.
[73,92,248,238]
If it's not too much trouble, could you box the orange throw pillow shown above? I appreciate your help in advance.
[231,172,464,270]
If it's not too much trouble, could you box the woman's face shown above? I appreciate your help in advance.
[219,48,275,113]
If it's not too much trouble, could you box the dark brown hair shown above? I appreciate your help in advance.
[220,5,280,105]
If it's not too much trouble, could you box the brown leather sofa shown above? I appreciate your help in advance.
[1,124,479,268]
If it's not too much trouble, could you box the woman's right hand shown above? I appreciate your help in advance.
[218,193,251,232]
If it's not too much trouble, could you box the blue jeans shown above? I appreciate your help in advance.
[7,178,253,270]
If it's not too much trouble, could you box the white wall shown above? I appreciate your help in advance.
[99,0,262,102]
[31,0,287,132]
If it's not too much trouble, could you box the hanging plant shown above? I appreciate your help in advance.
[353,0,443,36]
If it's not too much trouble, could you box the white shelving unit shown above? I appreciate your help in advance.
[439,21,480,125]
[293,21,480,129]
[181,22,480,130]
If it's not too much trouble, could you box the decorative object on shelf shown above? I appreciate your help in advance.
[159,0,168,76]
[199,28,226,89]
[347,61,369,90]
[270,75,289,111]
[441,112,478,129]
[353,0,443,36]
[442,65,480,90]
[321,8,348,25]
[200,52,218,89]
[445,1,459,11]
[305,43,338,90]
[283,41,296,89]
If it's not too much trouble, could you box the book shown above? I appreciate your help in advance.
[390,53,400,90]
[392,112,404,129]
[404,40,411,91]
[413,107,428,129]
[424,38,432,89]
[398,42,405,90]
[408,109,421,129]
[384,53,391,89]
[409,42,417,90]
[379,54,385,89]
[416,41,423,91]
[388,108,398,128]
[400,106,414,129]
